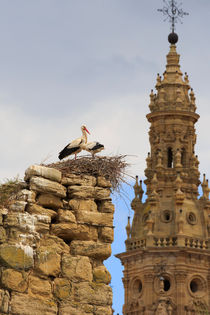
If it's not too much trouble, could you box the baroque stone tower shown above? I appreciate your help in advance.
[117,33,210,314]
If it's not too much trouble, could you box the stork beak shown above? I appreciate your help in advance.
[85,127,90,135]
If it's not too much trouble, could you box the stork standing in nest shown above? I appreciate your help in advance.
[58,125,90,160]
[83,141,104,158]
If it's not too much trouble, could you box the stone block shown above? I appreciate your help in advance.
[27,203,57,219]
[0,244,34,270]
[69,199,97,212]
[53,278,71,300]
[70,241,111,260]
[38,235,69,254]
[94,306,113,315]
[97,176,112,188]
[68,186,95,199]
[98,226,114,243]
[28,275,52,297]
[94,187,111,200]
[59,303,92,315]
[25,164,62,183]
[30,177,66,198]
[0,227,6,243]
[17,189,36,203]
[9,201,27,212]
[98,200,114,213]
[73,282,112,306]
[1,268,28,292]
[51,223,98,241]
[68,186,110,200]
[37,193,63,210]
[35,249,61,277]
[57,209,76,223]
[62,254,92,282]
[62,174,96,186]
[76,211,113,226]
[93,265,111,284]
[10,293,58,315]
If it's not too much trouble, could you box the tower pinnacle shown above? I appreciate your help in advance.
[158,0,189,44]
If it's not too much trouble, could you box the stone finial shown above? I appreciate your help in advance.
[146,152,152,169]
[175,172,182,190]
[138,180,144,202]
[149,89,155,111]
[126,216,131,239]
[146,211,154,235]
[201,174,210,200]
[190,88,196,104]
[156,73,162,87]
[178,209,184,234]
[133,176,140,199]
[175,149,182,168]
[184,72,189,84]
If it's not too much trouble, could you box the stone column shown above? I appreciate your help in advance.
[144,274,154,314]
[175,272,187,315]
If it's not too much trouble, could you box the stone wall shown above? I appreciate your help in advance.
[0,165,114,315]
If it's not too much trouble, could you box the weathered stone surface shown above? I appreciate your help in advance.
[9,201,27,212]
[30,177,66,198]
[0,289,10,313]
[0,244,34,270]
[53,278,71,299]
[98,226,114,243]
[37,193,63,210]
[62,174,96,186]
[57,209,76,223]
[68,186,95,199]
[38,235,69,254]
[28,275,52,297]
[73,282,112,305]
[70,241,111,259]
[97,176,112,188]
[27,203,57,219]
[17,189,36,203]
[69,199,97,212]
[93,266,111,284]
[10,293,58,315]
[59,303,92,315]
[68,186,110,200]
[25,164,62,183]
[76,211,113,226]
[51,223,98,241]
[62,254,92,282]
[0,227,6,243]
[1,269,27,292]
[98,200,114,213]
[94,306,113,315]
[35,249,61,277]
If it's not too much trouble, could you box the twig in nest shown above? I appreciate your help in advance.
[46,155,129,191]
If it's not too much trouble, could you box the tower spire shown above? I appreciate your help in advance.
[158,0,189,44]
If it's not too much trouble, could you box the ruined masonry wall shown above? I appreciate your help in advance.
[0,165,114,315]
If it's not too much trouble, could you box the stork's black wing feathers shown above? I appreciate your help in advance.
[89,142,104,151]
[58,144,80,160]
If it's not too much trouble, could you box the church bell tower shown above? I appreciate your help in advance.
[116,2,210,315]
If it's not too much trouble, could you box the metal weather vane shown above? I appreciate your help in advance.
[158,0,189,33]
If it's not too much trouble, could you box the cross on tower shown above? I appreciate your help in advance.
[158,0,189,33]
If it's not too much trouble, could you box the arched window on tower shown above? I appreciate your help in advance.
[167,148,173,168]
[181,148,186,167]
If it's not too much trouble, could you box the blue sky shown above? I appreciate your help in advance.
[0,1,210,314]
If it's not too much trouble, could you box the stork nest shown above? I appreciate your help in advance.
[46,155,129,191]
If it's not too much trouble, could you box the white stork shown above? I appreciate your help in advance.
[83,141,104,157]
[58,125,90,160]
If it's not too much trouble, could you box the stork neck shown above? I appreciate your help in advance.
[82,130,88,144]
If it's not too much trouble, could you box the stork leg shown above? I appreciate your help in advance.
[75,153,77,160]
